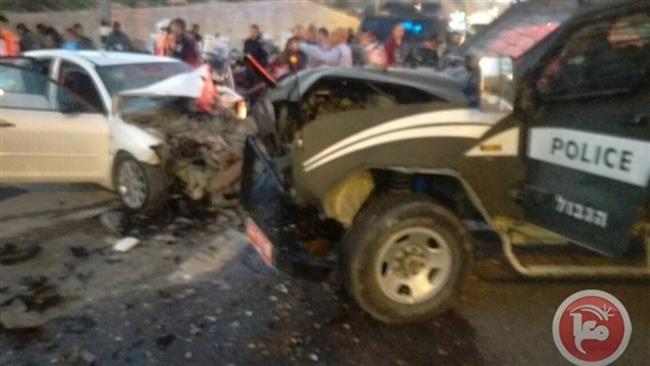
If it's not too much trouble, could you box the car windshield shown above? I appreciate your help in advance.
[97,62,191,95]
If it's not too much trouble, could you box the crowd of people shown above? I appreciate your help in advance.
[1,12,464,80]
[0,14,136,55]
[245,22,465,80]
[0,13,209,67]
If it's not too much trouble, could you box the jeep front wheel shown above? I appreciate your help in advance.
[343,193,471,324]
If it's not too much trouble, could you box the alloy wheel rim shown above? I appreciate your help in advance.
[118,160,147,209]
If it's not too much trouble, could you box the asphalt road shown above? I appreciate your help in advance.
[1,185,648,366]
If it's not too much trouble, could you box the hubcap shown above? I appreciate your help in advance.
[118,160,147,209]
[375,227,453,304]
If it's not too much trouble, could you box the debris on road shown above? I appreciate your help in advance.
[156,333,176,350]
[0,276,63,315]
[275,283,289,294]
[80,349,97,365]
[69,246,91,258]
[204,315,217,322]
[56,316,96,334]
[113,237,141,252]
[99,210,127,237]
[58,346,97,366]
[0,243,41,265]
[152,234,177,244]
[0,299,44,330]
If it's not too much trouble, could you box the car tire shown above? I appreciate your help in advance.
[113,153,168,215]
[342,193,471,324]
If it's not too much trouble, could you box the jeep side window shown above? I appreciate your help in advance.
[537,12,650,97]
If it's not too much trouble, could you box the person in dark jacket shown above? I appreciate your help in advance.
[105,22,132,52]
[16,23,40,51]
[169,18,198,66]
[243,24,268,66]
[243,24,269,88]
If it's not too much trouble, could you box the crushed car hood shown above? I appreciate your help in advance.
[270,66,469,104]
[117,65,243,111]
[115,66,256,204]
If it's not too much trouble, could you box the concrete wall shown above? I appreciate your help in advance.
[7,0,359,51]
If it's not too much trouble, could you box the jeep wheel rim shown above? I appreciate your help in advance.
[375,227,453,305]
[118,160,147,209]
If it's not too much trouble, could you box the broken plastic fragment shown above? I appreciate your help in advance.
[113,237,140,252]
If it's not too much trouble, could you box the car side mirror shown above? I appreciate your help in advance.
[479,56,514,112]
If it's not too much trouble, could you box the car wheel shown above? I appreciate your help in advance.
[114,153,168,214]
[343,193,471,324]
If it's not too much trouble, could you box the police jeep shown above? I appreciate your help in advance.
[242,0,650,323]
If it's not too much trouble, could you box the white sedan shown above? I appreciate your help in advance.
[0,51,192,213]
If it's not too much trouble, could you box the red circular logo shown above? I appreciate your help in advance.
[553,290,632,366]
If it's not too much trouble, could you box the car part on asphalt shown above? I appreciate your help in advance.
[0,243,41,265]
[113,237,141,252]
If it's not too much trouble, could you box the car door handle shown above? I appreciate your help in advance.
[0,119,15,128]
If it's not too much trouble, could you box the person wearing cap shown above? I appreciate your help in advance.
[0,14,21,56]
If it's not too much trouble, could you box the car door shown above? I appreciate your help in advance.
[0,62,110,183]
[521,8,650,256]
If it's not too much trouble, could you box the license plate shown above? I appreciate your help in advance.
[245,217,273,266]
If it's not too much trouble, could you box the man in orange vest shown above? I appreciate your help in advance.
[154,19,174,56]
[0,14,21,56]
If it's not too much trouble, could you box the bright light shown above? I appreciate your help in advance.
[449,11,468,32]
[402,21,424,34]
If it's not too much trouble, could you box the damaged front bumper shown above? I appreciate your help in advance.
[240,137,341,280]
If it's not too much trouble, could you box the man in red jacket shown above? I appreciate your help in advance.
[384,24,404,67]
[0,14,21,56]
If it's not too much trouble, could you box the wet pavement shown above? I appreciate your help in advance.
[1,185,648,366]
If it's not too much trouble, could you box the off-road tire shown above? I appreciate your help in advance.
[342,193,471,324]
[113,153,168,215]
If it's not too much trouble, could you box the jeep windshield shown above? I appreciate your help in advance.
[462,0,580,59]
